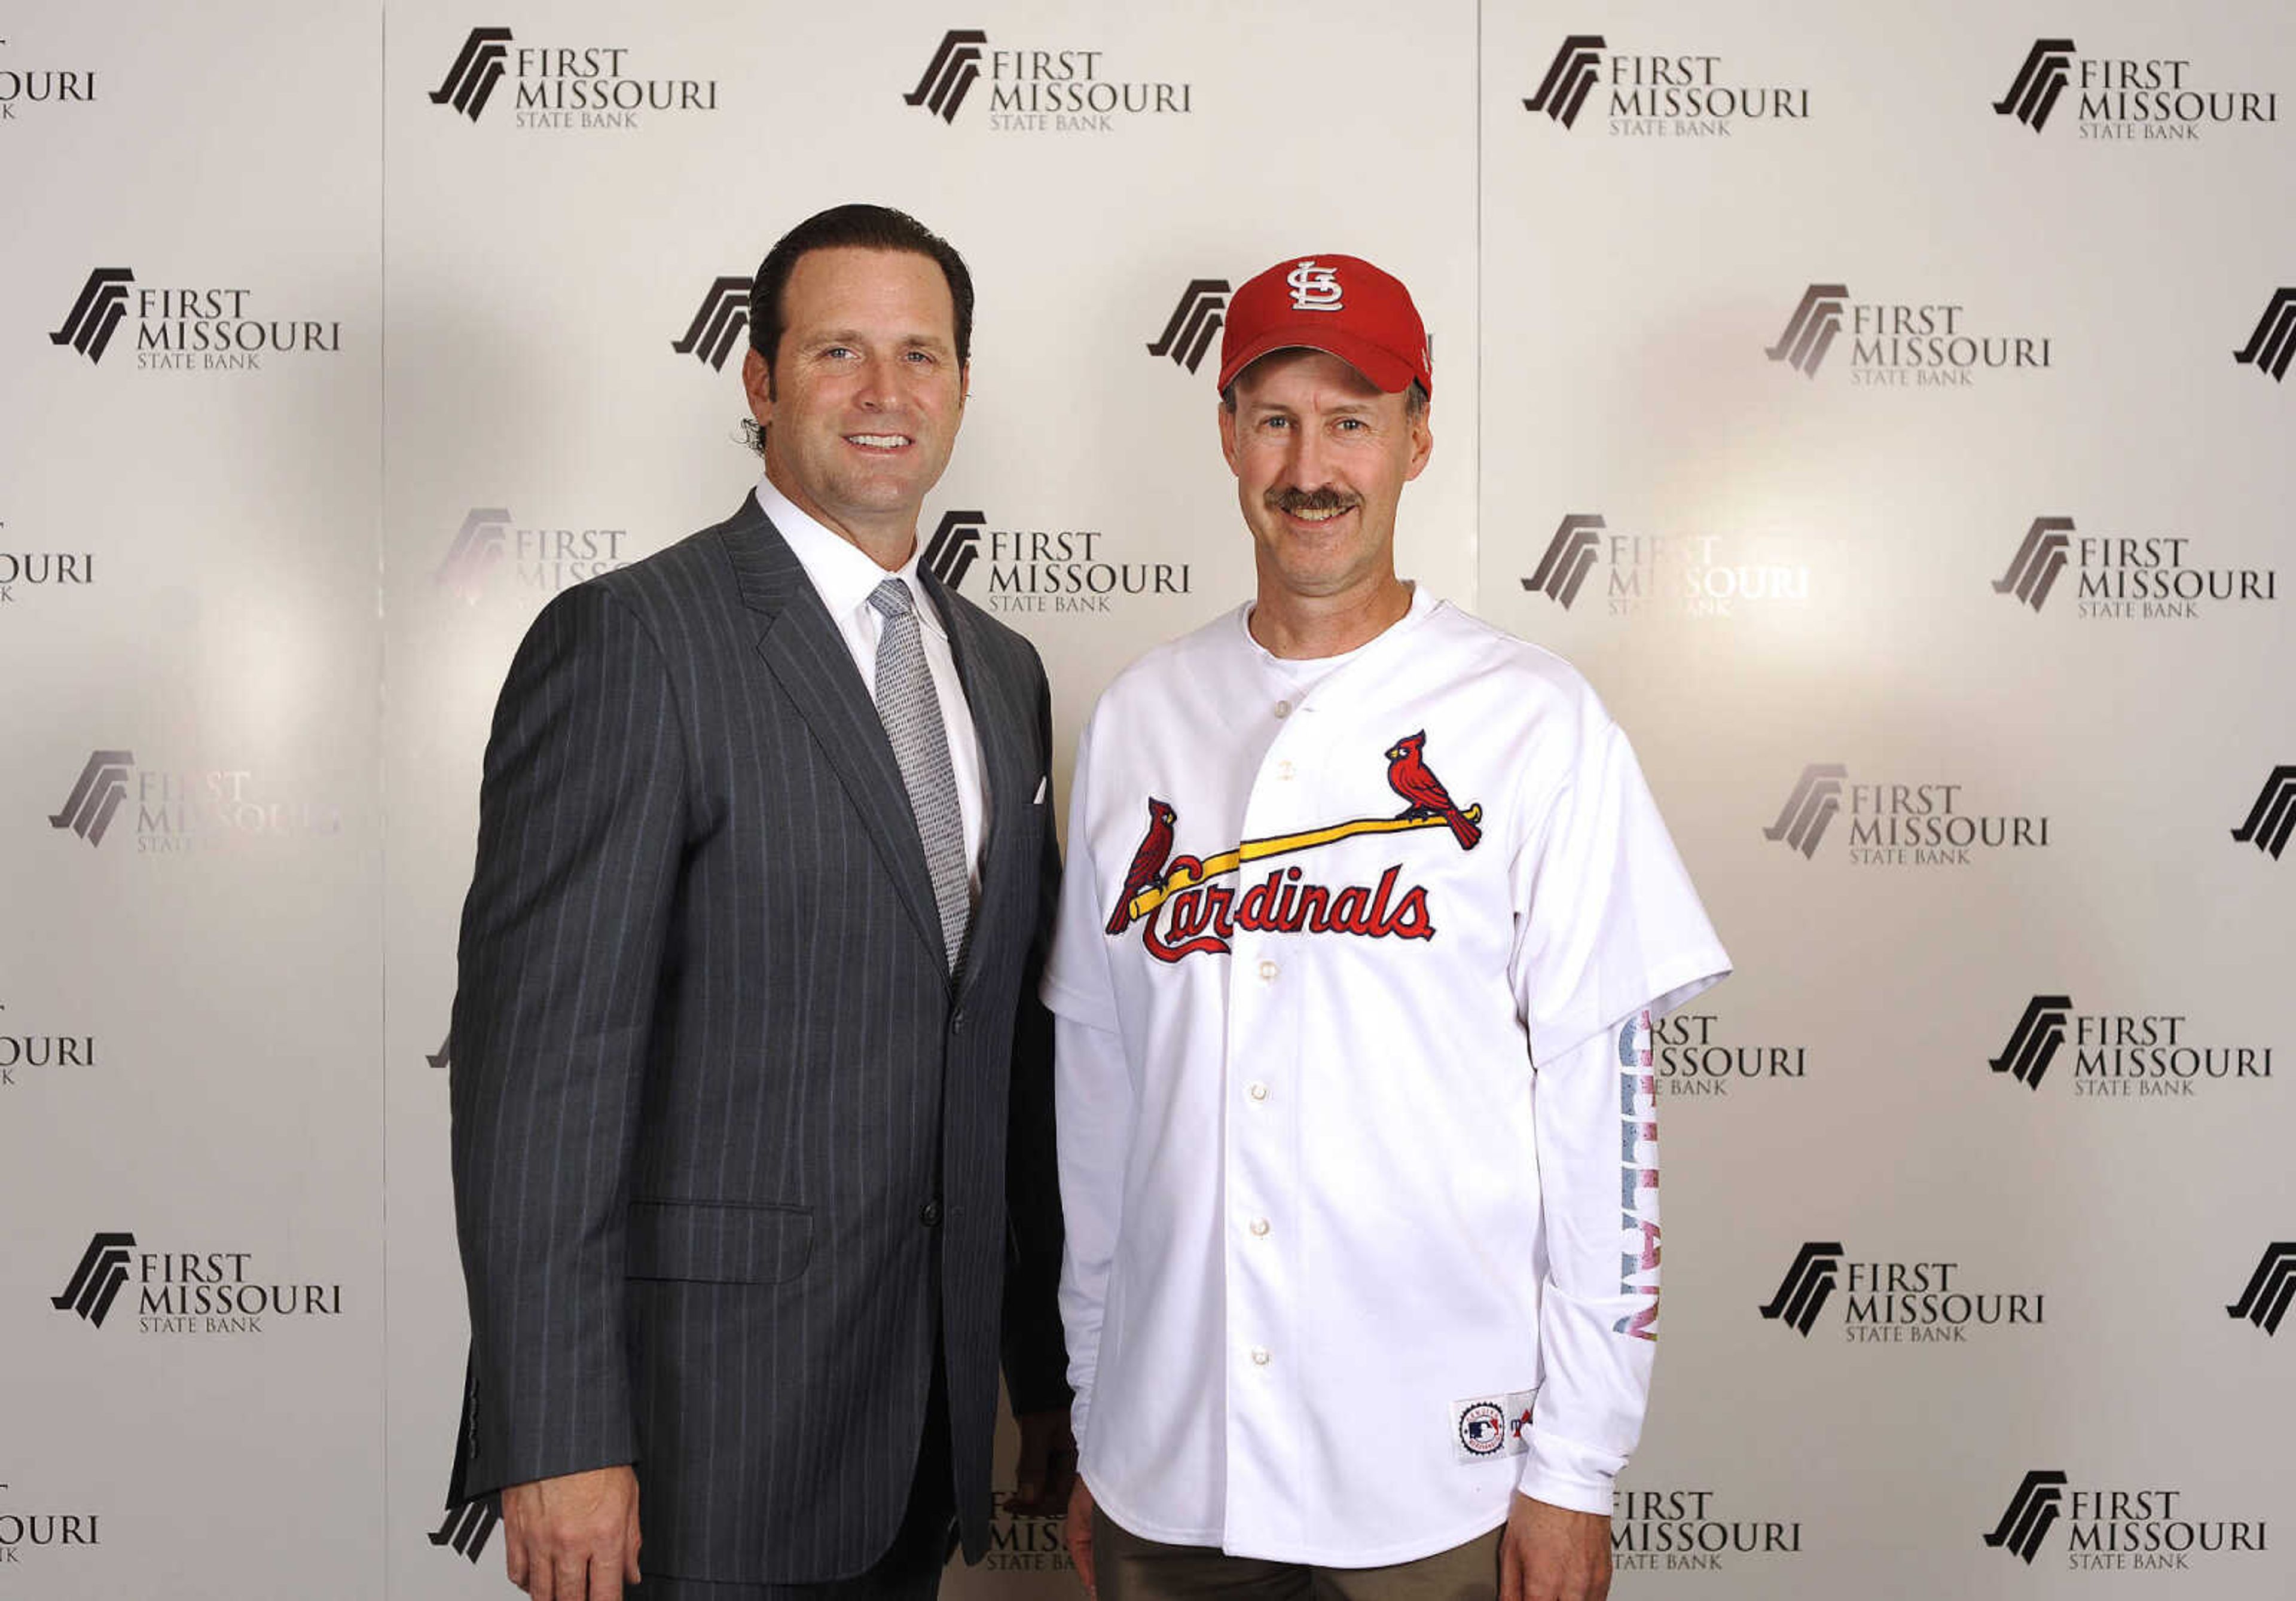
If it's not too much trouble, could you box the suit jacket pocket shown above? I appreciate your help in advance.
[624,1198,814,1285]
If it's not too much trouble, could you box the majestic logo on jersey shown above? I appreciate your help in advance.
[1287,259,1343,311]
[1107,733,1480,963]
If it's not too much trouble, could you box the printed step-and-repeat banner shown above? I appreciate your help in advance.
[2,2,2286,1597]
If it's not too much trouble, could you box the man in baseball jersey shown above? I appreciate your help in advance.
[1043,254,1730,1601]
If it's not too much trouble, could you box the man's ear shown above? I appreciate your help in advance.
[741,347,774,426]
[1404,404,1433,482]
[1217,400,1241,476]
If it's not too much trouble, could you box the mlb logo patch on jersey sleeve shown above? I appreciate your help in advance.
[1449,1389,1539,1465]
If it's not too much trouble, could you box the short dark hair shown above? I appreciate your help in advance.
[747,203,975,374]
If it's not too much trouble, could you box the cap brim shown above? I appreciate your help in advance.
[1216,326,1420,396]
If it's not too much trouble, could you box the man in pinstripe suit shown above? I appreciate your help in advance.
[447,204,1073,1601]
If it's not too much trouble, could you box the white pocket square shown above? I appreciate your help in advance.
[1033,776,1048,804]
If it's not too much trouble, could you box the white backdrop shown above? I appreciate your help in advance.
[2,3,2288,1598]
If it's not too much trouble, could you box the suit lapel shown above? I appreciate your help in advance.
[926,569,1029,1003]
[723,500,948,970]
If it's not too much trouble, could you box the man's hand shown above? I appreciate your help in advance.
[1062,1475,1099,1599]
[500,1466,642,1601]
[1010,1407,1079,1515]
[1499,1492,1610,1601]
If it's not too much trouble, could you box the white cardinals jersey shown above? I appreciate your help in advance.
[1043,590,1730,1565]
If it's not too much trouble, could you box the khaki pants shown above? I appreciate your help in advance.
[1094,1507,1504,1601]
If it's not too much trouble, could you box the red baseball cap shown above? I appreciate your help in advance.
[1216,253,1432,398]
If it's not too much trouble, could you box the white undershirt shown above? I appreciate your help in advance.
[755,476,988,897]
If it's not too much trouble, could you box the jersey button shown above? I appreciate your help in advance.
[1274,699,1292,719]
[1277,760,1295,781]
[1247,1081,1270,1102]
[1249,1217,1271,1238]
[1250,1346,1272,1367]
[1257,960,1278,983]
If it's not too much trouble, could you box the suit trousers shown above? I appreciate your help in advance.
[1092,1507,1504,1601]
[630,1354,956,1601]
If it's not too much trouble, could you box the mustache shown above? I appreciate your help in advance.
[1268,487,1361,517]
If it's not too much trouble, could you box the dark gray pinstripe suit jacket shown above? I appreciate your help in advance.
[445,495,1070,1585]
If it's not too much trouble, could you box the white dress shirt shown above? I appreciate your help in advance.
[755,476,988,896]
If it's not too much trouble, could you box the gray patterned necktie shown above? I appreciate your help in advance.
[868,578,970,973]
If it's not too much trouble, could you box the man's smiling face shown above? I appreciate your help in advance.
[1219,347,1431,604]
[746,245,968,550]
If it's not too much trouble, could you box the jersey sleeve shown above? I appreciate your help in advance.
[1508,714,1730,1068]
[1516,1013,1659,1513]
[1508,714,1726,1513]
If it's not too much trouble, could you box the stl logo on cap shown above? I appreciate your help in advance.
[1216,252,1432,398]
[1287,259,1344,313]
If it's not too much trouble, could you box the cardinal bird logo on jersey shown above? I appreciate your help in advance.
[1105,734,1485,963]
[1107,798,1177,934]
[1385,731,1481,851]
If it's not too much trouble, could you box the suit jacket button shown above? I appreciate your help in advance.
[920,1200,944,1227]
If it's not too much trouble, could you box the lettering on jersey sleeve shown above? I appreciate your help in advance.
[1104,732,1482,964]
[1614,1009,1661,1342]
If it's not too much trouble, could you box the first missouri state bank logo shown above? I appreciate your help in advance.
[49,750,134,846]
[922,511,984,589]
[1993,514,2277,621]
[1984,1470,2267,1569]
[1756,1243,1842,1336]
[671,276,752,371]
[1767,283,2050,386]
[1993,39,2277,139]
[430,27,510,117]
[429,26,718,129]
[0,35,100,126]
[48,749,340,852]
[50,267,342,371]
[49,268,132,361]
[2234,289,2296,383]
[1991,996,2073,1089]
[1986,1472,2067,1563]
[1146,279,1231,375]
[1763,763,2048,866]
[904,30,987,120]
[1523,512,1813,619]
[2232,766,2296,860]
[430,1498,500,1563]
[1760,1242,2044,1343]
[436,508,633,603]
[1104,734,1480,963]
[1522,34,1809,135]
[53,1230,346,1336]
[901,28,1193,132]
[918,508,1191,616]
[2230,1245,2295,1336]
[51,1233,136,1327]
[1988,993,2273,1099]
